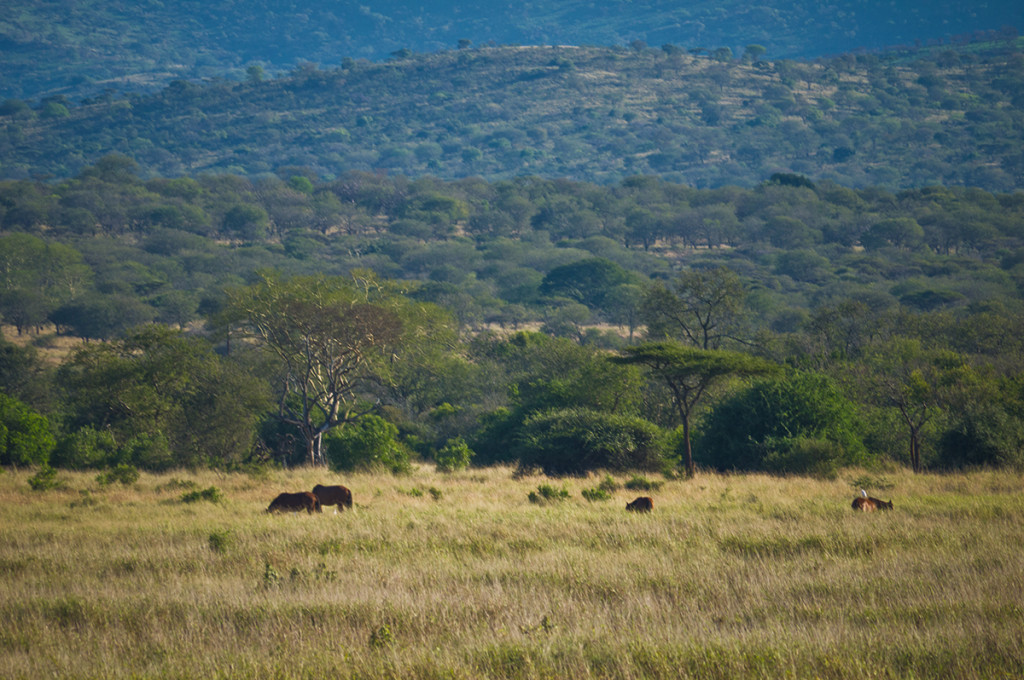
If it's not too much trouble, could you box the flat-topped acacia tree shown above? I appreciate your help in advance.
[612,341,777,477]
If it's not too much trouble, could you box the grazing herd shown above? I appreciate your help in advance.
[266,485,353,514]
[266,484,893,515]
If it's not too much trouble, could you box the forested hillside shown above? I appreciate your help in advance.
[3,43,1023,191]
[2,0,1019,101]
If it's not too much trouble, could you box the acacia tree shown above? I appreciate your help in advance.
[640,265,744,349]
[612,341,776,477]
[855,337,955,472]
[229,270,409,466]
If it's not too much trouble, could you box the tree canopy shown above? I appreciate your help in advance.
[612,341,778,476]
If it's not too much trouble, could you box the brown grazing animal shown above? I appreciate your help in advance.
[312,484,353,511]
[267,491,321,514]
[626,496,654,513]
[851,496,893,511]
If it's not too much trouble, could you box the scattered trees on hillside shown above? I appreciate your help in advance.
[6,45,1024,191]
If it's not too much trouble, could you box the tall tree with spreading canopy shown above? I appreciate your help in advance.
[228,270,411,466]
[612,341,777,476]
[854,337,958,472]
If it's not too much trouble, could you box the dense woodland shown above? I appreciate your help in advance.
[3,41,1024,190]
[4,0,1020,102]
[2,154,1024,478]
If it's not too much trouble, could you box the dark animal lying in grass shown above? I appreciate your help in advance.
[267,492,321,514]
[626,496,653,513]
[851,493,893,511]
[312,484,353,511]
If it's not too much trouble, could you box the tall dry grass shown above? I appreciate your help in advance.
[1,465,1022,679]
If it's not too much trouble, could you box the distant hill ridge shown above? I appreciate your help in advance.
[1,0,1021,101]
[2,42,1023,191]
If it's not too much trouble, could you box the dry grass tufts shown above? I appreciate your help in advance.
[1,465,1022,678]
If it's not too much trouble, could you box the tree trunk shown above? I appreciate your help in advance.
[683,417,695,478]
[910,427,921,473]
[305,434,317,467]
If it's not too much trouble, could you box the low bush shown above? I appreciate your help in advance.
[516,407,666,475]
[0,393,55,467]
[624,475,662,492]
[581,487,611,502]
[435,437,474,472]
[208,529,233,553]
[96,464,139,487]
[52,427,118,469]
[28,464,62,491]
[180,486,224,504]
[324,415,412,474]
[528,483,570,504]
[696,371,867,474]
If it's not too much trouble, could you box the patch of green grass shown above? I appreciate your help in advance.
[180,486,223,503]
[207,529,233,553]
[624,475,662,492]
[96,464,139,487]
[528,483,569,504]
[27,464,63,491]
[581,486,612,502]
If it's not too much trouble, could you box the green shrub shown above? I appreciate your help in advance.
[0,393,55,467]
[369,624,394,649]
[208,529,233,553]
[70,490,99,508]
[181,486,224,504]
[762,437,841,478]
[516,407,667,476]
[581,487,612,502]
[158,478,197,492]
[120,432,175,472]
[696,371,866,473]
[262,561,280,589]
[324,415,411,474]
[934,402,1024,470]
[624,475,662,492]
[96,464,140,487]
[28,463,63,491]
[528,483,570,504]
[52,427,118,469]
[434,436,474,472]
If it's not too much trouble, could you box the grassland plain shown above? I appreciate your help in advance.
[1,466,1022,679]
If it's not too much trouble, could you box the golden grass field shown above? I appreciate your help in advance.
[1,465,1022,679]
